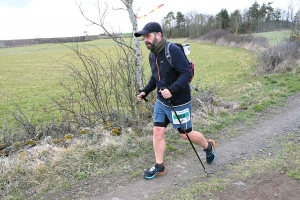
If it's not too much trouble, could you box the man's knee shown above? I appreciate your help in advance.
[153,126,166,135]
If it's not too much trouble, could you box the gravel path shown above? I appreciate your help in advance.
[89,92,300,200]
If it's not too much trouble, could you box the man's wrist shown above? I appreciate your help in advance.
[169,87,175,95]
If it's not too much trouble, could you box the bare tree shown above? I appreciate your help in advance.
[83,31,88,37]
[287,0,295,23]
[76,0,144,89]
[230,10,242,36]
[120,0,144,90]
[45,0,152,130]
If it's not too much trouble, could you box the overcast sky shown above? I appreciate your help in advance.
[0,0,296,40]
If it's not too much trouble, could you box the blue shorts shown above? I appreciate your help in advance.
[153,100,193,134]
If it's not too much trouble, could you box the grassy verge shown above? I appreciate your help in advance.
[198,71,300,136]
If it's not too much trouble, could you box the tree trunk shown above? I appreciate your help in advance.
[121,0,144,90]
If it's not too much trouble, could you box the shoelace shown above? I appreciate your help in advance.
[149,166,158,172]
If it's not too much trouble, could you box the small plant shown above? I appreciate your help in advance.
[287,167,300,180]
[61,182,72,190]
[17,150,27,159]
[239,102,248,110]
[166,144,176,152]
[64,134,73,140]
[252,103,264,112]
[84,149,98,161]
[24,139,36,146]
[111,127,122,136]
[139,105,148,113]
[79,128,89,135]
[74,172,87,181]
[0,150,5,156]
[14,142,20,149]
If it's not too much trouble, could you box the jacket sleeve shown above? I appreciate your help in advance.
[168,44,192,94]
[141,75,156,97]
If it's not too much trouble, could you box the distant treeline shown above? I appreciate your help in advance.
[161,1,298,39]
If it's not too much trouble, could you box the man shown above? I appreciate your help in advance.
[135,22,216,180]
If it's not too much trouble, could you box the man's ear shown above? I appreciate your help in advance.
[157,32,163,38]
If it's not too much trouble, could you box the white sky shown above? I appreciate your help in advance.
[0,0,296,40]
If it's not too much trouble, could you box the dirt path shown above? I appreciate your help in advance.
[58,93,300,200]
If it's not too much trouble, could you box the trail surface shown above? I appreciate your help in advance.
[56,93,300,200]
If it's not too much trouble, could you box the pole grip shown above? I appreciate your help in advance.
[138,90,148,102]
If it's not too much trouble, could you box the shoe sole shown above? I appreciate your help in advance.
[144,164,167,180]
[144,170,166,179]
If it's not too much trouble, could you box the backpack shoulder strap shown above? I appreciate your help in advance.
[149,51,155,61]
[165,42,173,67]
[165,42,190,66]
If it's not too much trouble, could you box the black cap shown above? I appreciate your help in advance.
[134,22,162,37]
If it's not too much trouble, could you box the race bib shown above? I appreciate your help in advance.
[172,108,190,124]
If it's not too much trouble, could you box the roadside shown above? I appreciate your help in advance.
[87,94,300,200]
[50,92,300,200]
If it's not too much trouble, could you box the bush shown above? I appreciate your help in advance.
[201,29,232,42]
[200,29,299,75]
[200,29,268,49]
[257,41,300,74]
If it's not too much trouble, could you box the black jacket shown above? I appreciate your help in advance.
[142,42,192,106]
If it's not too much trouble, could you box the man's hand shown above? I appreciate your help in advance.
[137,91,146,101]
[160,88,172,99]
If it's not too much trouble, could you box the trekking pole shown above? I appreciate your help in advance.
[189,83,204,93]
[161,87,208,175]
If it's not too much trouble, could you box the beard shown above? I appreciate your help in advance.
[145,37,158,50]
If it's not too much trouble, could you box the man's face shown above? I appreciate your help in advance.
[143,32,159,50]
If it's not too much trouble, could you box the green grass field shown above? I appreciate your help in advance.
[0,40,137,125]
[254,30,291,44]
[0,38,256,126]
[1,33,299,126]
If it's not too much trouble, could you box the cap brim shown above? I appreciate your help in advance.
[134,30,151,37]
